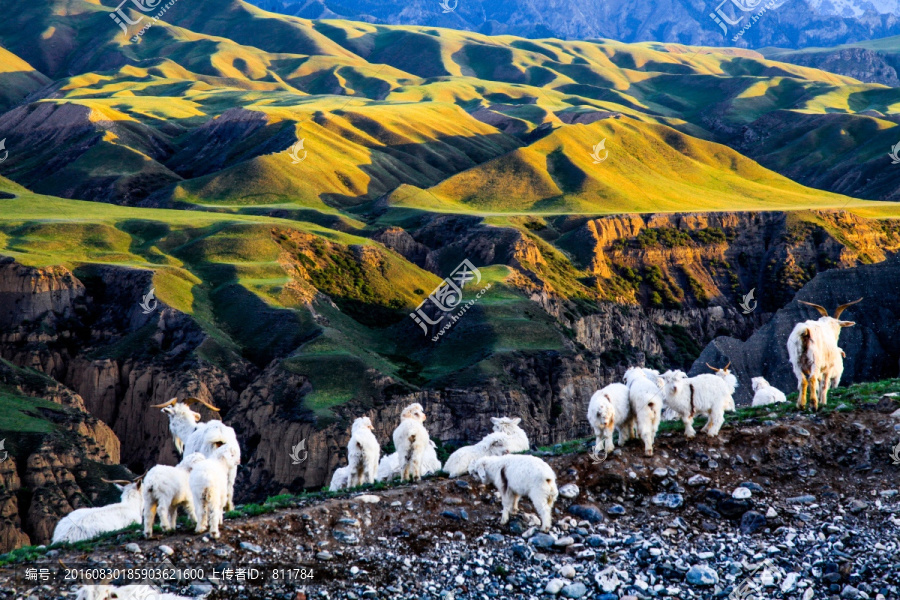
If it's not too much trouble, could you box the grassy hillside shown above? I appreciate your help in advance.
[0,0,898,211]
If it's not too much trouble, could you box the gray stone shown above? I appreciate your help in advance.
[651,493,684,508]
[560,582,588,598]
[240,541,263,553]
[740,511,767,535]
[124,543,141,553]
[688,474,711,486]
[316,551,334,561]
[530,533,556,548]
[607,504,626,516]
[787,495,816,504]
[567,505,604,523]
[685,565,719,586]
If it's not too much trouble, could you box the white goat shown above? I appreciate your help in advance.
[470,455,559,532]
[376,440,442,481]
[347,416,380,487]
[787,298,860,410]
[661,370,734,438]
[444,432,510,478]
[623,367,664,456]
[52,478,143,544]
[75,585,193,600]
[707,363,737,411]
[329,465,350,491]
[188,447,233,538]
[587,382,633,454]
[142,454,206,538]
[153,397,241,510]
[392,403,430,482]
[751,377,788,407]
[489,417,530,453]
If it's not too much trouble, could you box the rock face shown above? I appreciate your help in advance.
[770,47,900,86]
[1,208,900,549]
[0,256,84,328]
[694,255,900,404]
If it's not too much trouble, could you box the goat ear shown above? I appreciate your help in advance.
[839,320,855,328]
[491,417,500,425]
[193,412,202,422]
[512,418,521,426]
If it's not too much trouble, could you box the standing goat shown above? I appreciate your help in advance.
[188,446,235,539]
[52,478,143,544]
[142,453,206,538]
[587,382,633,455]
[469,455,559,533]
[347,416,380,487]
[660,370,734,438]
[152,397,241,510]
[787,298,860,410]
[706,362,737,411]
[623,367,664,457]
[392,403,430,482]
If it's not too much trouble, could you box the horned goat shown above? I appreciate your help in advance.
[750,377,787,407]
[623,367,664,456]
[52,478,143,544]
[587,382,633,455]
[706,362,737,411]
[347,416,380,487]
[152,396,241,510]
[392,403,430,481]
[469,455,559,532]
[787,298,860,410]
[660,370,734,438]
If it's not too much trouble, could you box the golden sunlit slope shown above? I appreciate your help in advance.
[411,117,876,214]
[0,47,50,109]
[0,0,898,211]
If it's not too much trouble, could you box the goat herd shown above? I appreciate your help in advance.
[48,299,859,544]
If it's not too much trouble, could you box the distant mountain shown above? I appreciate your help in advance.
[249,0,900,49]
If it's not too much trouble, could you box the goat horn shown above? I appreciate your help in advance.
[150,398,178,408]
[101,478,133,485]
[706,362,720,372]
[798,300,828,317]
[724,361,731,370]
[183,397,220,412]
[833,297,863,318]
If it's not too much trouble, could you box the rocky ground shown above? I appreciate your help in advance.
[2,394,900,600]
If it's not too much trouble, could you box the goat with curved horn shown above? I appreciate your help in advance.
[798,300,829,317]
[150,398,178,409]
[183,397,221,412]
[101,478,134,485]
[834,297,863,318]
